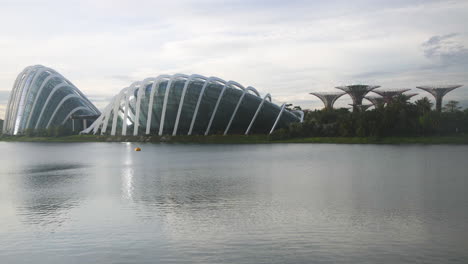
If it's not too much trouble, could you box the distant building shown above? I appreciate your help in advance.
[3,67,302,136]
[82,74,302,136]
[2,65,100,135]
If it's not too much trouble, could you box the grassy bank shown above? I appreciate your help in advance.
[1,134,468,144]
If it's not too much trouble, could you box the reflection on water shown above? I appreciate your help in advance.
[21,163,85,174]
[0,142,467,264]
[16,163,88,226]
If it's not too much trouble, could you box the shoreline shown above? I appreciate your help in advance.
[1,135,468,144]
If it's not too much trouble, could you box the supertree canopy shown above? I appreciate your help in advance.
[371,89,411,103]
[416,85,462,112]
[336,85,380,111]
[309,92,345,110]
[401,93,418,101]
[365,96,385,108]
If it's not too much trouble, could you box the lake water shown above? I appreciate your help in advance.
[0,142,467,263]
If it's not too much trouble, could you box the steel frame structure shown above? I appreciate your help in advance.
[82,73,302,136]
[2,65,100,135]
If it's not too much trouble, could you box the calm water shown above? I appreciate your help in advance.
[0,142,467,263]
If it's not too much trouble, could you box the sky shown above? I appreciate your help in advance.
[1,0,467,117]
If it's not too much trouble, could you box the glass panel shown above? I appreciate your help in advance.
[250,101,280,134]
[29,77,63,128]
[148,81,167,133]
[210,87,242,135]
[35,88,74,128]
[163,79,185,135]
[175,81,203,135]
[50,97,89,126]
[19,71,50,131]
[229,93,262,134]
[191,83,222,135]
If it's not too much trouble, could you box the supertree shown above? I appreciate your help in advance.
[336,85,380,111]
[371,89,411,103]
[365,96,385,108]
[416,85,462,112]
[309,92,345,110]
[401,93,418,102]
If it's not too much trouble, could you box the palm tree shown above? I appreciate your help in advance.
[387,94,410,110]
[443,100,461,112]
[415,97,433,114]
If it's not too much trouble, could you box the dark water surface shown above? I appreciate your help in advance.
[0,142,467,263]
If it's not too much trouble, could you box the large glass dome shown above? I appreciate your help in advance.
[2,65,100,135]
[83,74,302,136]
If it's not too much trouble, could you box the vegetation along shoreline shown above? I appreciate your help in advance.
[1,134,468,145]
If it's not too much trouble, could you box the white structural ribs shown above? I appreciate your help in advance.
[82,73,302,136]
[3,65,100,135]
[159,74,189,136]
[269,103,286,134]
[173,75,207,136]
[223,86,259,135]
[245,94,271,135]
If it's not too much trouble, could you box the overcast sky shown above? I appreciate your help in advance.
[1,0,467,117]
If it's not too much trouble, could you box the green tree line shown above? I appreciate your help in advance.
[23,126,74,137]
[271,96,468,139]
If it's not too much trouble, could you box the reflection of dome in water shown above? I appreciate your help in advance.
[2,65,100,135]
[82,74,303,136]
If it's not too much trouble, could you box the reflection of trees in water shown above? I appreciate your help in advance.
[122,164,277,242]
[22,164,84,174]
[16,163,88,226]
[124,165,261,218]
[129,167,256,207]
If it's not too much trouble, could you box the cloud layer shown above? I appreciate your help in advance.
[1,0,467,116]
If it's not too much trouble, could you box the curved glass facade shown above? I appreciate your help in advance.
[2,65,100,135]
[83,74,302,136]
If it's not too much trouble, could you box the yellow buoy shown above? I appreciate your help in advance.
[135,147,141,151]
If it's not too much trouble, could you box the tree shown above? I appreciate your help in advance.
[443,100,461,112]
[415,97,433,114]
[269,99,468,140]
[24,128,35,137]
[388,94,410,109]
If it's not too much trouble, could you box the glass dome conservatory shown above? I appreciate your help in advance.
[82,74,302,136]
[2,65,100,135]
